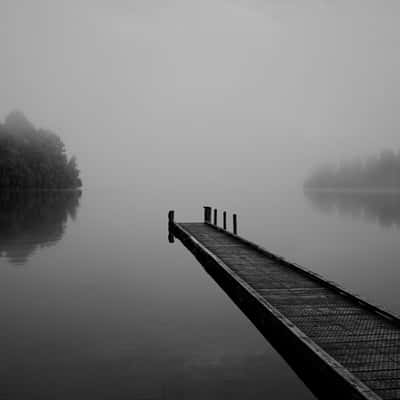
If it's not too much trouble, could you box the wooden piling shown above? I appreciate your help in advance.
[168,210,175,243]
[213,209,218,225]
[223,211,227,230]
[203,206,212,223]
[233,213,237,234]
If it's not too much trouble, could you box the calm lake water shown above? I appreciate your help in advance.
[2,186,400,399]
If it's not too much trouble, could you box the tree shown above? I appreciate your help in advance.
[0,111,82,189]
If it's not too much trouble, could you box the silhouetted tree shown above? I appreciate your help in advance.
[0,111,82,189]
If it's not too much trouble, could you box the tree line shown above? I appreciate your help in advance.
[0,111,82,189]
[305,150,400,190]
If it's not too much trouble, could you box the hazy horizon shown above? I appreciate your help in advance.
[1,0,399,193]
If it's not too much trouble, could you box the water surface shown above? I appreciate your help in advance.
[2,187,400,399]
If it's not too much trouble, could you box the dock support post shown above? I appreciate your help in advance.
[204,206,212,223]
[168,210,174,223]
[213,209,218,225]
[223,211,227,230]
[168,210,175,243]
[233,213,237,234]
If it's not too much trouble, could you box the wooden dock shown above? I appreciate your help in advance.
[168,207,400,400]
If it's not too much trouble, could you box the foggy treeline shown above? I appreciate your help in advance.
[0,111,81,189]
[305,150,400,190]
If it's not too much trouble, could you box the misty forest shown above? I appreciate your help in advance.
[0,111,81,189]
[304,150,400,190]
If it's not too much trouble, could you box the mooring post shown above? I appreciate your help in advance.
[203,206,212,223]
[213,209,218,225]
[168,210,175,243]
[223,211,227,230]
[168,210,174,224]
[233,213,237,234]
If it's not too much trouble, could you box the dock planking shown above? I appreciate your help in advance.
[168,209,400,400]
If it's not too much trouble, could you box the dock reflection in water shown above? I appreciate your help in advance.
[0,190,81,265]
[305,190,400,228]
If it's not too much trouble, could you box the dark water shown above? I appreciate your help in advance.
[2,188,400,399]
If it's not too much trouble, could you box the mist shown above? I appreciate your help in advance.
[3,2,400,399]
[1,0,399,194]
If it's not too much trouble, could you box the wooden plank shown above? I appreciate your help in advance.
[375,388,400,399]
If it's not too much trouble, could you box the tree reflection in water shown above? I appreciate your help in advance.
[305,190,400,228]
[0,190,81,265]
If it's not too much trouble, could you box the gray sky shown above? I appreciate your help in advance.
[1,0,399,190]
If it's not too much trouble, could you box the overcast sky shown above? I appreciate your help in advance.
[1,0,399,191]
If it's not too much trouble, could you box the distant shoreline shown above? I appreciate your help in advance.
[303,187,400,194]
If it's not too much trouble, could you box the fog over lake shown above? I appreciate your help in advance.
[1,1,400,192]
[1,1,400,399]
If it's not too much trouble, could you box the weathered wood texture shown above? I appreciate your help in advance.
[173,222,400,400]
